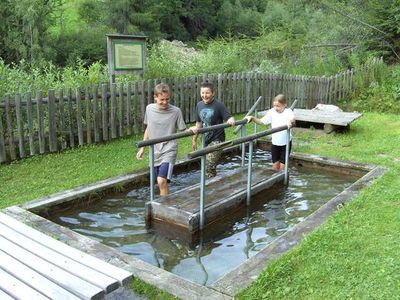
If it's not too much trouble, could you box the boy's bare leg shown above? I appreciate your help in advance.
[157,177,169,196]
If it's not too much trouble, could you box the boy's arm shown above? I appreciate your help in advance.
[136,128,149,160]
[190,121,202,150]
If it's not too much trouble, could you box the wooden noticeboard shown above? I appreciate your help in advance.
[106,34,147,84]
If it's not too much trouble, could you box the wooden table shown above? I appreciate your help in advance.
[293,108,363,133]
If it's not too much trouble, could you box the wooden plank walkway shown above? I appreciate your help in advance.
[0,212,133,299]
[148,166,284,233]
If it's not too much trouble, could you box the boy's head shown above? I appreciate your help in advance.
[200,81,215,104]
[272,94,287,113]
[154,83,170,110]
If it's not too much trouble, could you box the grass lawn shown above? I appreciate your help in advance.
[237,112,400,299]
[1,112,400,299]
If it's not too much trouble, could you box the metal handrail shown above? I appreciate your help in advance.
[187,125,288,159]
[137,119,248,148]
[233,96,263,134]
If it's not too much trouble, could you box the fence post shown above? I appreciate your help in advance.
[58,89,67,150]
[0,108,6,163]
[48,89,58,152]
[15,93,26,158]
[76,87,84,146]
[36,91,45,154]
[101,83,109,141]
[66,87,75,148]
[93,85,100,142]
[85,87,92,144]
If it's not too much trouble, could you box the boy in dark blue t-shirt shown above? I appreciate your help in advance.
[191,82,235,178]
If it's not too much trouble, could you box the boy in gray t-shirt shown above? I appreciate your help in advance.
[136,83,187,196]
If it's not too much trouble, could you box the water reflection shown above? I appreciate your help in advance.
[45,150,356,286]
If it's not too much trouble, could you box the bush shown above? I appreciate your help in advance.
[348,64,400,114]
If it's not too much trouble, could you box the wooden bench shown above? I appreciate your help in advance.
[0,212,133,299]
[293,108,363,133]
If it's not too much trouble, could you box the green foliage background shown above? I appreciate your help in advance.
[1,0,399,113]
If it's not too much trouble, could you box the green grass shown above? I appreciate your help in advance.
[0,117,245,208]
[131,278,177,300]
[1,113,400,299]
[236,112,400,299]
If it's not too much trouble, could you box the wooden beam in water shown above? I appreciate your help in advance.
[146,166,284,233]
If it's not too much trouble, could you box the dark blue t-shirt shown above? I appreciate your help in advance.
[195,98,232,145]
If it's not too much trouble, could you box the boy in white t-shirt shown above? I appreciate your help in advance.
[245,94,295,171]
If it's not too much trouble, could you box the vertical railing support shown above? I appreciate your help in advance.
[240,126,246,167]
[284,128,290,185]
[246,141,254,205]
[199,135,206,230]
[149,145,155,201]
[254,109,258,134]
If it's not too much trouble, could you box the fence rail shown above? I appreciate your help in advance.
[0,57,383,163]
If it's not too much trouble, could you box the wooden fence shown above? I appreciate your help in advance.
[0,58,383,163]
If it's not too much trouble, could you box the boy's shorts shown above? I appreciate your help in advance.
[271,141,292,164]
[154,162,174,182]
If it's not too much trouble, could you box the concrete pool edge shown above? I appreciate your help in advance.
[210,162,387,296]
[3,152,387,299]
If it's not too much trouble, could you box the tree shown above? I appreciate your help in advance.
[0,0,62,64]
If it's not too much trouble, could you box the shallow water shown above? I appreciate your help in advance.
[46,150,357,286]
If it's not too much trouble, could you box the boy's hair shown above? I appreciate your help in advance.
[200,81,215,93]
[154,83,170,96]
[273,94,287,105]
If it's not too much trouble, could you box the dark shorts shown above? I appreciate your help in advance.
[154,162,174,182]
[271,141,292,164]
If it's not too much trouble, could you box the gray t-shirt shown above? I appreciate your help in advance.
[144,103,186,166]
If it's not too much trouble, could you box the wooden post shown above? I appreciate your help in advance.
[0,108,6,163]
[36,91,45,154]
[66,88,75,147]
[93,85,100,143]
[48,89,58,152]
[101,83,109,141]
[26,92,35,155]
[76,87,84,146]
[58,89,67,150]
[15,93,25,158]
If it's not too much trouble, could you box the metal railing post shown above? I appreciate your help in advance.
[284,129,290,185]
[240,126,246,167]
[246,141,254,205]
[199,135,206,230]
[254,109,258,134]
[149,145,155,201]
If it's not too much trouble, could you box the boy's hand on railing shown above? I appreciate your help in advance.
[188,126,199,134]
[227,117,235,126]
[136,148,144,160]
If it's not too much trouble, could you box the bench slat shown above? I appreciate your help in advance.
[0,212,132,284]
[0,236,104,300]
[0,267,49,300]
[0,250,81,300]
[0,288,15,300]
[0,222,119,293]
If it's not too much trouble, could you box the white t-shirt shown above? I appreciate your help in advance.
[260,108,294,146]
